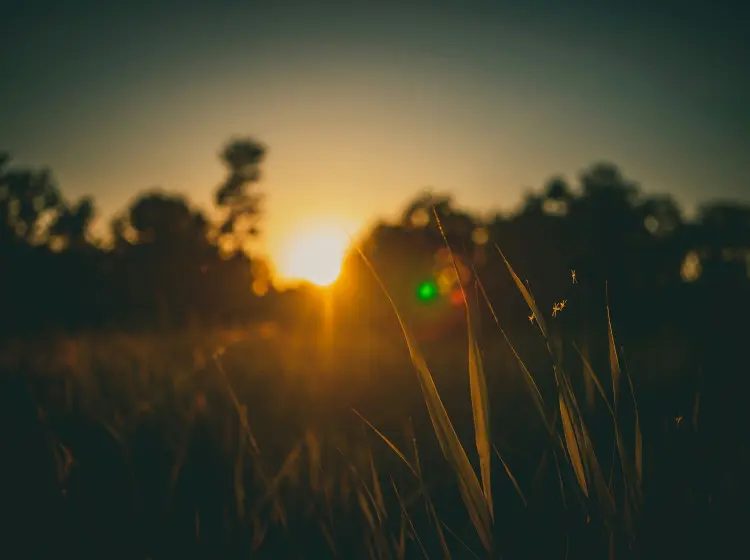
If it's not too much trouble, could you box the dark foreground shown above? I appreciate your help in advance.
[0,322,748,559]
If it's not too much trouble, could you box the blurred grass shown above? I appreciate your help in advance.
[0,270,745,558]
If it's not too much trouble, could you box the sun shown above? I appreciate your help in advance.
[280,227,350,287]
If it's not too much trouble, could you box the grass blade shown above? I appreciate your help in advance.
[493,445,528,506]
[353,409,418,479]
[393,512,406,560]
[495,242,548,339]
[503,327,548,428]
[468,319,493,517]
[475,273,548,430]
[559,391,588,497]
[407,417,432,520]
[441,519,482,560]
[630,389,642,487]
[435,210,493,519]
[356,246,493,552]
[552,446,568,508]
[607,305,643,511]
[582,423,616,520]
[367,444,387,521]
[391,477,431,560]
[234,404,247,519]
[574,343,614,416]
[428,499,452,560]
[626,369,643,489]
[409,332,492,551]
[605,285,621,410]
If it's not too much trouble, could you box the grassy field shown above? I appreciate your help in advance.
[1,285,747,559]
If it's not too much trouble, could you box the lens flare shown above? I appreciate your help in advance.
[417,280,439,302]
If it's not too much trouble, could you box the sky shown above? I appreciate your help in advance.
[2,0,749,273]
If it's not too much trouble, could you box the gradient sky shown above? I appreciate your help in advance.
[2,0,749,271]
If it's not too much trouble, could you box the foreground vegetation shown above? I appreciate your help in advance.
[2,252,747,560]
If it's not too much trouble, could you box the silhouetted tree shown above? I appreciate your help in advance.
[3,137,750,350]
[564,163,644,305]
[0,154,61,246]
[215,138,266,255]
[110,192,216,325]
[49,197,96,251]
[694,201,750,284]
[0,155,65,333]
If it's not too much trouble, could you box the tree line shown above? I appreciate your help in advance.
[337,163,750,351]
[0,138,272,335]
[2,138,749,343]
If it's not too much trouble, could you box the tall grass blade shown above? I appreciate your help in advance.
[338,447,385,526]
[214,355,287,520]
[493,445,528,506]
[391,477,431,560]
[319,521,337,557]
[256,442,302,519]
[394,512,406,560]
[368,444,387,521]
[559,391,588,497]
[305,429,322,492]
[495,242,548,339]
[626,370,643,489]
[560,369,616,515]
[440,520,482,560]
[358,488,377,532]
[251,515,268,552]
[408,329,492,551]
[428,499,452,560]
[582,424,616,520]
[353,409,418,479]
[574,343,614,416]
[407,417,431,520]
[234,405,247,519]
[579,340,639,510]
[552,447,568,508]
[605,285,621,410]
[504,328,548,427]
[606,303,644,512]
[468,322,493,517]
[435,210,493,519]
[580,338,596,410]
[475,273,548,429]
[356,247,493,552]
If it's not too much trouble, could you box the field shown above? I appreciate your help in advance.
[1,298,747,559]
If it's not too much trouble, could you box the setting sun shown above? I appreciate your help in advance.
[279,227,350,287]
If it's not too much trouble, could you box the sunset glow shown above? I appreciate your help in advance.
[279,226,351,287]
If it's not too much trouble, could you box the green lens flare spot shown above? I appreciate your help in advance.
[417,280,438,302]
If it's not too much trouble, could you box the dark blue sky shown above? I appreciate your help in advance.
[1,0,748,264]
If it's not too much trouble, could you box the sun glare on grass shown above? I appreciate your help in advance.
[280,227,350,287]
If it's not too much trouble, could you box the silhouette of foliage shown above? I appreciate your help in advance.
[0,156,61,246]
[0,144,748,353]
[49,197,95,250]
[216,137,267,254]
[337,161,750,350]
